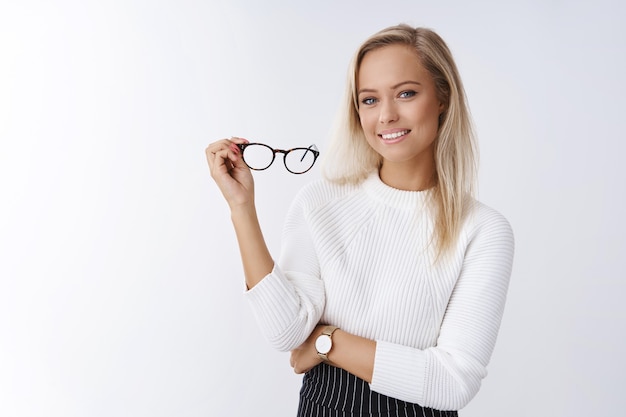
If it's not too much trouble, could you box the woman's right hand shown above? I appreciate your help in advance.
[205,137,254,209]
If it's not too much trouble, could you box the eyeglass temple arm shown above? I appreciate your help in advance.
[300,144,319,162]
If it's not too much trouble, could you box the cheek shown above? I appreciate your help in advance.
[415,103,441,127]
[358,113,378,145]
[358,110,376,132]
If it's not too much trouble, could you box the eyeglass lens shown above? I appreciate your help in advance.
[241,144,275,170]
[285,147,317,173]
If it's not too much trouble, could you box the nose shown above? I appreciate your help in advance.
[378,100,398,124]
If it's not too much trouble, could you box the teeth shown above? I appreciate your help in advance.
[381,130,409,140]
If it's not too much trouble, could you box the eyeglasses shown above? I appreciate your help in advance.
[237,143,320,174]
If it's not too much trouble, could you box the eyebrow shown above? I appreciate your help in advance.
[357,80,422,95]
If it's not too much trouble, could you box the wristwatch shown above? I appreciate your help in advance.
[315,326,339,361]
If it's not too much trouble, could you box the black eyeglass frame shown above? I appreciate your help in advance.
[237,143,320,174]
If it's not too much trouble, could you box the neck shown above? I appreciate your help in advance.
[379,159,436,192]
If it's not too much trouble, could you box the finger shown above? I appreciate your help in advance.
[205,139,232,159]
[206,141,246,170]
[206,146,223,169]
[228,144,250,170]
[207,141,239,162]
[208,148,236,176]
[205,136,249,155]
[229,136,250,145]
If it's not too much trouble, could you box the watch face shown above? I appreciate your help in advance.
[315,334,332,354]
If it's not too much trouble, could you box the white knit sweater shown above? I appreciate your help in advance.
[244,171,514,410]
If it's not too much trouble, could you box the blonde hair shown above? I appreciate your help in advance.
[321,24,478,257]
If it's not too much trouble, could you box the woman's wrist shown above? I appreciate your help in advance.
[229,200,257,220]
[326,329,376,383]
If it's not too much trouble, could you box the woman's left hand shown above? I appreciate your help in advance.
[290,324,326,374]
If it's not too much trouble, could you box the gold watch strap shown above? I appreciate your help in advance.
[322,325,338,337]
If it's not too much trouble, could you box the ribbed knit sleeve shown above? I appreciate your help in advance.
[243,184,326,352]
[370,205,514,410]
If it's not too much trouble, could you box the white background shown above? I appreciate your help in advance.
[1,0,625,416]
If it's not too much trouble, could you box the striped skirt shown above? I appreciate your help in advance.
[297,363,458,417]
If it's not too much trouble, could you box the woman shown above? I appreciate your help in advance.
[206,24,514,416]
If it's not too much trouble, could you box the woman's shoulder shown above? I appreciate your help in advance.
[466,199,515,242]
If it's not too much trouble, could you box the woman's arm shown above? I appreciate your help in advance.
[206,137,273,289]
[290,325,376,382]
[207,138,325,350]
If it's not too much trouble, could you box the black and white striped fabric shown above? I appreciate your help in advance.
[297,363,458,417]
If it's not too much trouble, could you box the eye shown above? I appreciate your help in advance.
[399,90,417,99]
[360,97,377,106]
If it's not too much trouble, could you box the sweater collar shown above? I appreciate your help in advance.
[362,171,431,210]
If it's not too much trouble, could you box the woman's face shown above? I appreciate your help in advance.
[357,44,443,175]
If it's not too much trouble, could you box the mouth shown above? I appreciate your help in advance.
[379,129,410,141]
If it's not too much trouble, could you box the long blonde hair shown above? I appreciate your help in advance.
[321,24,478,257]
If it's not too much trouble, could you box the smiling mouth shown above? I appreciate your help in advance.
[380,130,410,140]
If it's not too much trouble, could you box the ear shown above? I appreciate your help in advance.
[438,102,446,126]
